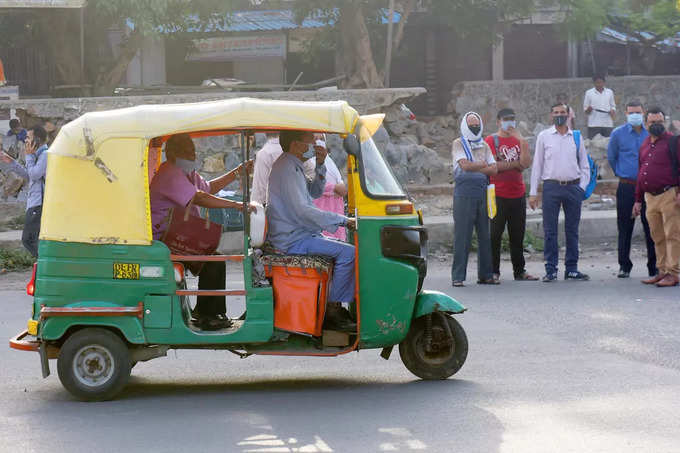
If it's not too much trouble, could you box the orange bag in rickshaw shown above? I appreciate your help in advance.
[260,255,333,336]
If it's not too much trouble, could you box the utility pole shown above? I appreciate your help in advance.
[384,0,395,87]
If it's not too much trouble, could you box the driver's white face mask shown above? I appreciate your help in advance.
[175,158,199,175]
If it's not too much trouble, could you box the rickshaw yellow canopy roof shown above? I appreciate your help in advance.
[41,98,383,245]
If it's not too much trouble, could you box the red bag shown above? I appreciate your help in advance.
[160,201,221,274]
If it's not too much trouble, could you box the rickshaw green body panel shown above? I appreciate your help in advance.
[413,290,466,319]
[34,240,275,345]
[357,216,420,349]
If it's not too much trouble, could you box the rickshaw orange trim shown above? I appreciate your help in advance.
[9,331,40,352]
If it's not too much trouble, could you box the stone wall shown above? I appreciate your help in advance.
[452,75,680,132]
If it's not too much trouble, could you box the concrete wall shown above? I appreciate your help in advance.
[125,37,167,87]
[452,75,680,130]
[234,58,285,84]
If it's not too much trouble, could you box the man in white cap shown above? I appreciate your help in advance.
[451,112,498,287]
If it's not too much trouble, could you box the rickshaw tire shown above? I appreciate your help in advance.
[57,328,132,402]
[399,314,468,380]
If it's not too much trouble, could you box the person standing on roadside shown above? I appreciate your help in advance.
[584,74,616,139]
[451,112,498,287]
[530,103,591,282]
[633,107,680,287]
[607,100,657,279]
[0,125,48,258]
[485,108,537,282]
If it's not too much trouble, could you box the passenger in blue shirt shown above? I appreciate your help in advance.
[607,100,657,278]
[266,130,357,332]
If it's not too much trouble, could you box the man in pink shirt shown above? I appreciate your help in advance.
[150,133,251,329]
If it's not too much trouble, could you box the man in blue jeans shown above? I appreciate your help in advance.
[266,130,357,331]
[607,100,657,279]
[529,103,591,282]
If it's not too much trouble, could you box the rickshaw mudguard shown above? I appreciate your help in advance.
[413,290,466,319]
[40,303,146,344]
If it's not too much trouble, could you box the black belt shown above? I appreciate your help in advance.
[648,185,677,196]
[545,179,580,186]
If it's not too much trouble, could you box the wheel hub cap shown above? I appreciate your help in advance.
[73,345,114,387]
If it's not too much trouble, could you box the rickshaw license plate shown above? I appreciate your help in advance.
[113,263,140,280]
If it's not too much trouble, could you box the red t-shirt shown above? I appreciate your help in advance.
[485,134,526,199]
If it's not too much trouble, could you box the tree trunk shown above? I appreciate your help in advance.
[393,0,419,51]
[40,10,82,88]
[92,30,143,96]
[638,44,657,74]
[338,1,384,88]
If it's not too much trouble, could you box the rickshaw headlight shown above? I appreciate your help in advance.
[173,262,185,284]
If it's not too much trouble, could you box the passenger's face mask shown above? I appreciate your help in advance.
[501,120,516,131]
[627,113,643,127]
[553,115,568,127]
[302,144,316,160]
[175,158,199,175]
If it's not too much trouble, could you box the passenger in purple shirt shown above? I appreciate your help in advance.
[150,133,253,330]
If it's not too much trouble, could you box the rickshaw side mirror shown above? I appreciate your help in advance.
[343,135,361,157]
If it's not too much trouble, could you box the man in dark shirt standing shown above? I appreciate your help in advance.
[633,107,680,287]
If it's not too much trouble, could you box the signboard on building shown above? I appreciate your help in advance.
[186,35,287,62]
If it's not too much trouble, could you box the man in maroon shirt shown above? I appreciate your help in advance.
[485,108,537,281]
[633,107,680,287]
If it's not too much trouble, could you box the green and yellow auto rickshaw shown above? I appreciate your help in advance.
[9,98,467,401]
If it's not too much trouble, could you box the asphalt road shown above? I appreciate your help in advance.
[1,255,679,453]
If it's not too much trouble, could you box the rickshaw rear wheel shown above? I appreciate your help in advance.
[399,314,468,380]
[57,328,132,402]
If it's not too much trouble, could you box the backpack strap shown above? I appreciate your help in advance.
[573,130,581,166]
[492,134,500,153]
[670,135,679,184]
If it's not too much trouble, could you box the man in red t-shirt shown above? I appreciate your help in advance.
[485,108,537,281]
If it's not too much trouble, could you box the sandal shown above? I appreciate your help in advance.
[452,281,464,287]
[477,277,500,285]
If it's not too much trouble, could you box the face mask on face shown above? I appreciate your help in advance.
[627,113,643,127]
[501,120,516,131]
[302,144,316,160]
[553,115,568,127]
[649,123,665,137]
[468,125,481,136]
[174,158,198,175]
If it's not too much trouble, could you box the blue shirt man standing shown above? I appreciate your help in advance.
[607,100,657,278]
[266,130,357,332]
[1,125,48,258]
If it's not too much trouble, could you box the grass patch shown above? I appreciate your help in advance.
[0,247,34,271]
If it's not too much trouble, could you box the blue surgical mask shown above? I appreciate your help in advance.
[627,113,643,127]
[174,158,199,175]
[501,120,516,131]
[302,145,316,160]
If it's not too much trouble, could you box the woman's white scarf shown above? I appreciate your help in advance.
[460,112,485,160]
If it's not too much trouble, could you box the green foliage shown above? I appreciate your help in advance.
[0,247,34,271]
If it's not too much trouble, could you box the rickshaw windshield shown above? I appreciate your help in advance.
[359,132,406,199]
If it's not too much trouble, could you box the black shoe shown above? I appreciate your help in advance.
[542,273,558,283]
[323,305,357,332]
[617,269,630,278]
[196,314,232,330]
[565,271,590,281]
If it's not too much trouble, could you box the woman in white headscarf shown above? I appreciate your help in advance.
[312,135,347,240]
[451,112,498,286]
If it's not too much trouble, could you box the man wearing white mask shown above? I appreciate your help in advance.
[451,112,498,287]
[485,108,537,282]
[607,100,656,279]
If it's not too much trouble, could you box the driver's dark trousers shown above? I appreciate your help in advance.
[194,261,226,317]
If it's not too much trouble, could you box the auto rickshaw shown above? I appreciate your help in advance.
[9,98,468,401]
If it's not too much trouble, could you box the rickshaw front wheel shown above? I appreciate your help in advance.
[399,314,468,380]
[57,328,132,401]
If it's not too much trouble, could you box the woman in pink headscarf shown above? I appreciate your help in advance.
[312,135,347,240]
